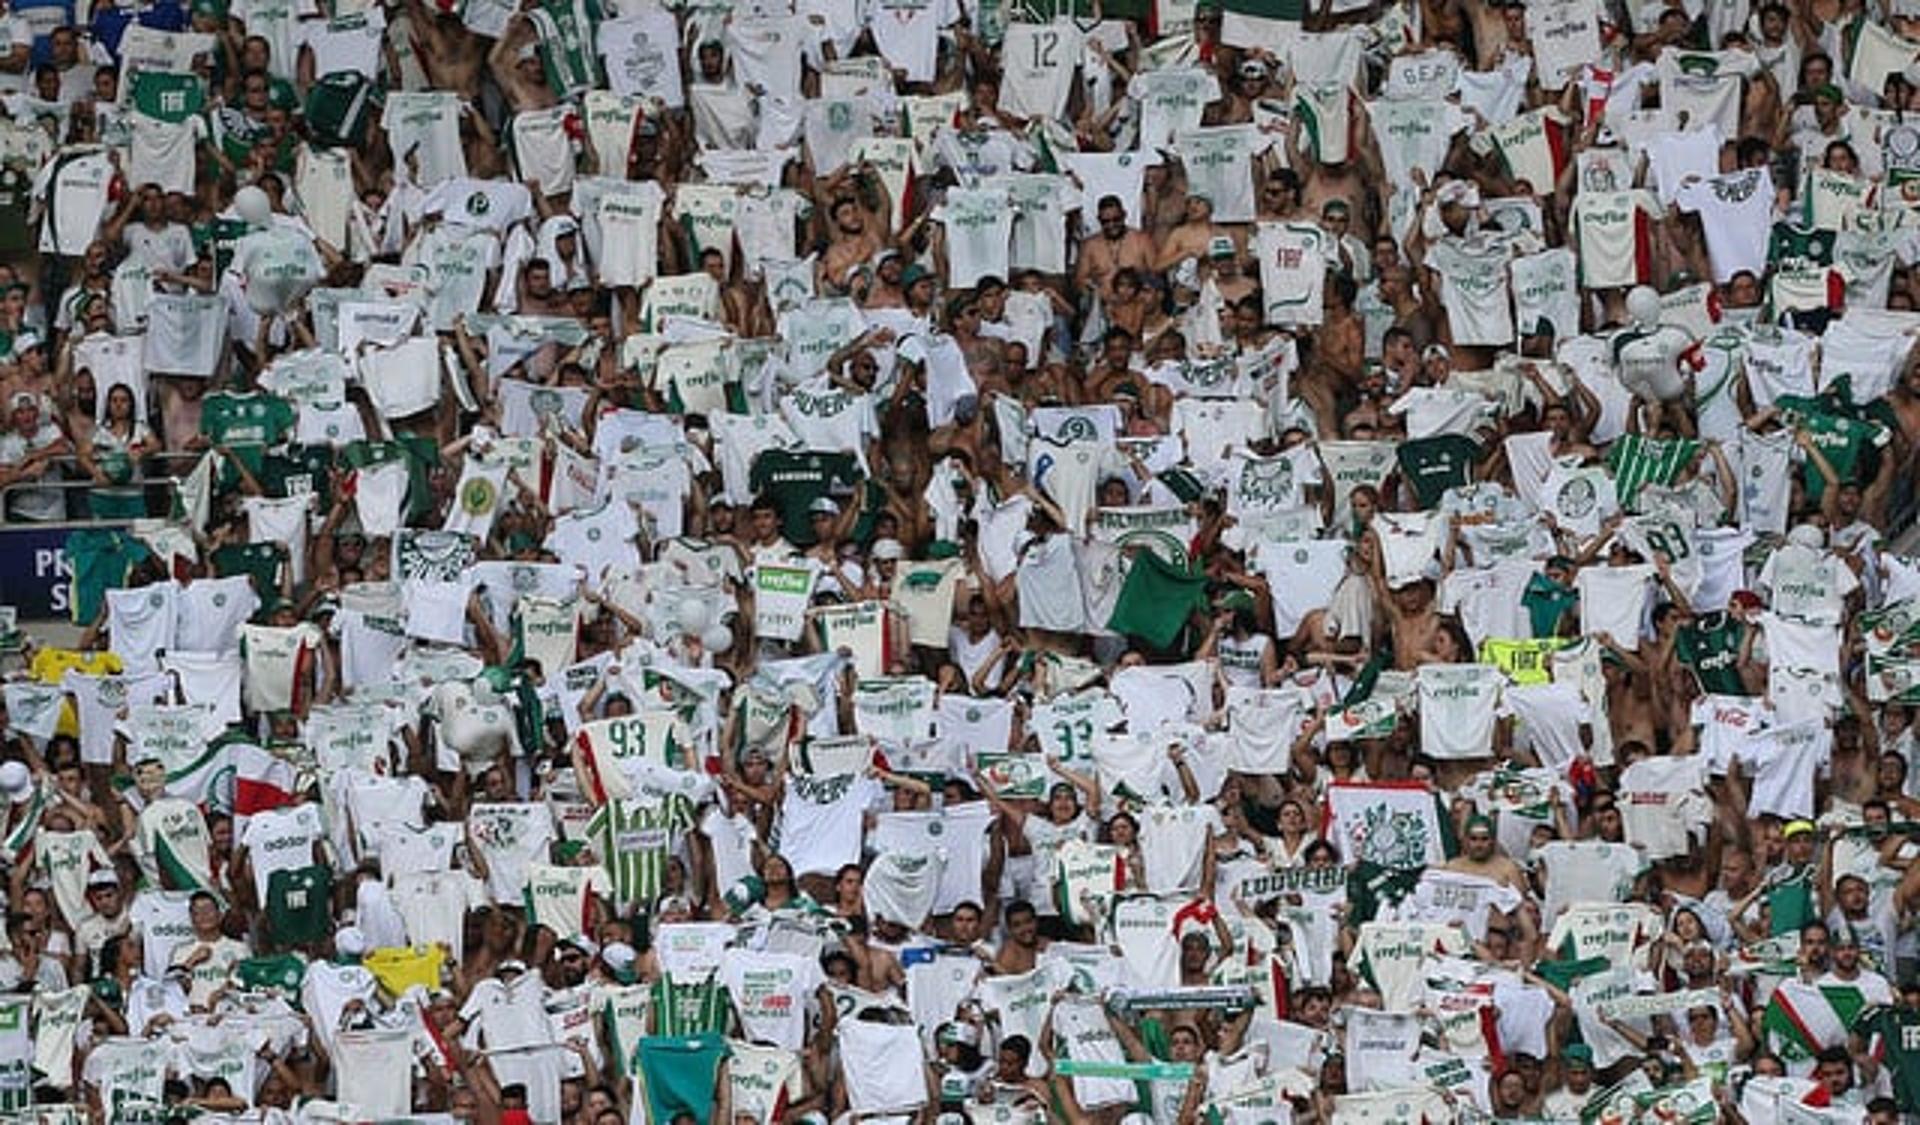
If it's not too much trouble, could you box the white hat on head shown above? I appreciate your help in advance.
[0,761,31,803]
[334,927,369,957]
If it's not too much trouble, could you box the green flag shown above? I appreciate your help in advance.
[1104,551,1208,650]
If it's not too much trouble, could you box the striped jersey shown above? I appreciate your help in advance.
[651,973,732,1036]
[1606,433,1701,507]
[585,795,694,909]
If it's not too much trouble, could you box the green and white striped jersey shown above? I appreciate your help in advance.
[585,794,695,910]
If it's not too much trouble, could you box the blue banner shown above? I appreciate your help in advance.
[0,524,85,620]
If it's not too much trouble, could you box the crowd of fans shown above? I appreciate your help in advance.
[0,0,1917,1120]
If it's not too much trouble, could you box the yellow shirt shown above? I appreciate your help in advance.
[28,647,122,735]
[363,946,448,998]
[1478,638,1569,686]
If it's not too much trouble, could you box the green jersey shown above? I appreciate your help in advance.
[1522,574,1577,638]
[586,796,694,911]
[1768,221,1835,269]
[201,391,297,449]
[650,974,731,1036]
[265,864,332,946]
[66,528,152,624]
[1396,435,1479,509]
[634,1035,730,1125]
[232,952,308,996]
[259,445,335,508]
[131,71,207,124]
[192,217,253,277]
[1606,433,1700,508]
[1675,612,1748,696]
[529,0,604,99]
[748,450,860,545]
[211,542,286,601]
[304,73,377,148]
[1776,395,1890,498]
[1866,1007,1920,1109]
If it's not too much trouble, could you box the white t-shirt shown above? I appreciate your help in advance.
[237,803,325,902]
[1674,167,1773,282]
[1137,802,1223,893]
[381,91,466,186]
[1128,67,1220,151]
[1415,663,1505,759]
[1424,237,1516,346]
[937,186,1015,288]
[1575,564,1656,650]
[999,20,1085,119]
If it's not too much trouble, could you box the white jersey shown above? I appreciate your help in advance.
[237,803,325,901]
[938,186,1015,288]
[1127,67,1220,151]
[599,7,684,105]
[128,113,206,195]
[1001,20,1084,120]
[867,0,955,83]
[294,145,354,251]
[1172,125,1260,223]
[1416,663,1504,759]
[1575,563,1656,650]
[1674,167,1772,282]
[106,584,177,674]
[1255,222,1327,326]
[381,91,466,186]
[506,107,578,198]
[719,949,822,1051]
[34,146,112,255]
[239,622,323,714]
[1137,803,1222,893]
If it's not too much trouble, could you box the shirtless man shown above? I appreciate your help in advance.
[1890,363,1920,465]
[487,20,557,112]
[950,297,1007,384]
[1083,327,1142,404]
[1445,814,1530,893]
[1301,274,1364,433]
[1156,192,1231,271]
[1075,195,1154,305]
[1211,249,1256,306]
[1295,119,1378,246]
[815,164,893,293]
[993,900,1050,974]
[409,0,488,101]
[1370,549,1442,673]
[1257,169,1306,223]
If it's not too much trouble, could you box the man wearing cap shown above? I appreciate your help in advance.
[1820,924,1896,1004]
[1444,813,1530,893]
[1544,1044,1598,1117]
[0,388,69,521]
